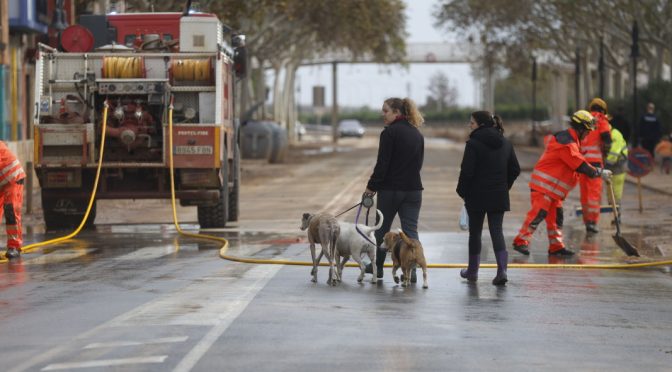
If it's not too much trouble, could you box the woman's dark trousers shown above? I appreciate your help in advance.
[462,209,508,284]
[370,190,422,279]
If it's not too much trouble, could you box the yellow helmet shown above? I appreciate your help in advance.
[570,110,596,131]
[588,98,608,113]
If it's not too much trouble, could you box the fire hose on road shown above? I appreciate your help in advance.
[4,100,671,271]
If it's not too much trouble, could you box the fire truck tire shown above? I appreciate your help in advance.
[198,156,229,228]
[41,190,97,231]
[228,144,240,221]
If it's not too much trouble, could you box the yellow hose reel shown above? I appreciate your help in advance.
[102,57,145,78]
[171,58,212,82]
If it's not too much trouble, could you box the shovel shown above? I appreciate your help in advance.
[606,178,640,257]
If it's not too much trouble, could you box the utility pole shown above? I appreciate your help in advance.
[631,21,639,146]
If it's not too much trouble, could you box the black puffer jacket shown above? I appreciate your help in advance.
[367,118,424,191]
[456,126,520,212]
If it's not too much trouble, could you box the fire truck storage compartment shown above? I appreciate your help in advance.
[37,123,95,164]
[179,15,221,52]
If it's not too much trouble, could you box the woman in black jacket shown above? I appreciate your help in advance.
[456,111,520,285]
[364,97,425,281]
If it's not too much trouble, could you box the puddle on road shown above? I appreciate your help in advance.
[301,146,353,156]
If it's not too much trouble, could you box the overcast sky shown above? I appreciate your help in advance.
[291,0,477,110]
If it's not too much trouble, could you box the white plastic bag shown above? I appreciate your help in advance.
[459,205,469,231]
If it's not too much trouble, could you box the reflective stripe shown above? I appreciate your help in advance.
[549,238,563,244]
[547,229,562,236]
[0,159,19,176]
[530,178,566,199]
[0,168,25,188]
[582,145,601,152]
[532,169,572,190]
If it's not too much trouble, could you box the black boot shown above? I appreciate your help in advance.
[4,248,20,260]
[460,254,480,282]
[374,247,386,279]
[492,250,508,286]
[585,222,599,234]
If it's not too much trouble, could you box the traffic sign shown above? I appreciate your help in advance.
[627,147,653,177]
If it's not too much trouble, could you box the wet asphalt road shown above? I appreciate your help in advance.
[1,132,671,371]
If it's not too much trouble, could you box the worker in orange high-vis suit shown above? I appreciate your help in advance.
[0,141,26,260]
[513,110,613,256]
[580,98,612,234]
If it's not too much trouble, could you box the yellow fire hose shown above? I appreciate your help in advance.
[172,59,212,82]
[102,57,144,79]
[167,100,231,247]
[0,101,110,263]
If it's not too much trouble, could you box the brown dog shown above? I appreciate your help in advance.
[382,230,428,288]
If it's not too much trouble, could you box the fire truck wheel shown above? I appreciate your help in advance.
[41,189,97,231]
[198,156,229,228]
[228,144,240,222]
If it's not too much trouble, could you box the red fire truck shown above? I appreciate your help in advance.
[33,10,245,229]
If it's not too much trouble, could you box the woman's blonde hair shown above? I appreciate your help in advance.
[385,97,424,128]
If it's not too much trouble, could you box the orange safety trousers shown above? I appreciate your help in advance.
[513,190,565,253]
[0,180,24,250]
[579,173,602,224]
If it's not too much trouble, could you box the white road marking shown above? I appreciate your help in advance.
[172,264,282,372]
[10,262,281,372]
[41,356,167,371]
[83,336,189,349]
[321,166,371,213]
[113,246,177,261]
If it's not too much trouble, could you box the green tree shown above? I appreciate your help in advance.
[433,0,672,102]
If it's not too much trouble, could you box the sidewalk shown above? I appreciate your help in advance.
[626,169,672,195]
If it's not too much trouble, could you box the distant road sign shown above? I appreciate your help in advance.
[627,147,653,177]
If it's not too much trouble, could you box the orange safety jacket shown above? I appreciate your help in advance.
[580,111,611,166]
[0,141,26,188]
[529,129,587,201]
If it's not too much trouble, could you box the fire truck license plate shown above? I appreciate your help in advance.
[174,146,213,155]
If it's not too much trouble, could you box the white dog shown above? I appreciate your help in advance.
[337,209,383,283]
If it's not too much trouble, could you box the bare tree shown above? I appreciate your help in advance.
[426,71,458,111]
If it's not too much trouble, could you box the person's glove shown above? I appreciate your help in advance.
[599,168,613,180]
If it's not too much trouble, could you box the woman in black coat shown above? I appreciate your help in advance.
[456,111,520,285]
[364,97,425,281]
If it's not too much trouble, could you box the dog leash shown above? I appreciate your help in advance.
[354,193,378,246]
[334,202,361,218]
[334,194,377,246]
